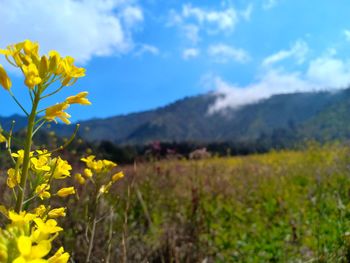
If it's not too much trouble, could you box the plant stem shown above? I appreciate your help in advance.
[86,192,99,263]
[15,93,40,213]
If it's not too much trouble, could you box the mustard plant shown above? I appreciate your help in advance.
[0,40,123,262]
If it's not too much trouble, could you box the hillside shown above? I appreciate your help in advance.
[1,89,349,145]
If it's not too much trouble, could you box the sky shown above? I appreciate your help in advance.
[1,0,350,121]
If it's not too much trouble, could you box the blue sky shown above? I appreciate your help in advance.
[1,0,350,121]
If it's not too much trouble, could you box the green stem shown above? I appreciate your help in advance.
[9,91,29,116]
[15,93,40,213]
[86,192,99,263]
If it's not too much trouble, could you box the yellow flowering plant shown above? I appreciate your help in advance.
[74,155,124,261]
[0,40,123,262]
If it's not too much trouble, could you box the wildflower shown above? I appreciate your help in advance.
[48,208,66,219]
[0,129,6,143]
[81,155,95,166]
[23,39,39,58]
[22,63,42,89]
[34,205,47,218]
[9,211,36,227]
[31,155,51,172]
[45,103,71,124]
[32,218,63,241]
[56,187,75,197]
[103,159,117,170]
[12,149,33,165]
[81,156,117,173]
[35,184,51,200]
[14,236,51,262]
[66,91,91,105]
[84,168,93,178]
[39,55,49,77]
[75,173,86,184]
[48,247,70,263]
[0,64,11,90]
[112,171,124,183]
[51,157,72,179]
[7,168,20,188]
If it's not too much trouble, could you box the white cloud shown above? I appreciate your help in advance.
[344,29,350,42]
[183,24,201,44]
[182,48,200,60]
[168,3,250,44]
[263,0,279,10]
[0,0,144,63]
[307,56,350,88]
[120,5,144,28]
[134,44,159,56]
[262,40,309,67]
[208,53,350,113]
[208,44,250,63]
[241,4,253,21]
[181,4,238,32]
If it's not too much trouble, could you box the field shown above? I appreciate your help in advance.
[42,143,350,262]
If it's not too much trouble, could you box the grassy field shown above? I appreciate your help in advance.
[44,143,349,262]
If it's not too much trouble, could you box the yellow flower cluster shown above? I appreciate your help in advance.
[77,155,124,194]
[0,40,85,90]
[45,91,91,124]
[7,149,73,192]
[1,133,77,260]
[0,211,69,262]
[0,40,91,125]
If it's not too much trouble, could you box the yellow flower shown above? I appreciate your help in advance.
[7,168,20,188]
[102,160,117,170]
[39,55,49,77]
[56,187,75,197]
[51,157,72,179]
[45,103,71,124]
[66,91,91,105]
[0,129,6,143]
[81,156,117,174]
[22,63,42,89]
[12,149,33,165]
[48,247,70,263]
[61,56,85,78]
[23,40,39,58]
[9,211,36,227]
[74,173,86,184]
[14,236,51,262]
[31,155,51,172]
[81,155,95,165]
[48,50,61,72]
[32,218,63,241]
[34,205,47,218]
[84,168,93,178]
[0,42,24,67]
[35,184,51,200]
[0,64,11,90]
[112,171,124,183]
[47,208,66,219]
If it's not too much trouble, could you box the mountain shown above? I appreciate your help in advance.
[1,89,350,145]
